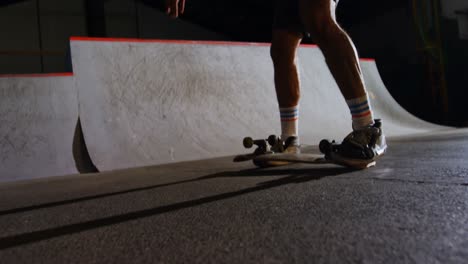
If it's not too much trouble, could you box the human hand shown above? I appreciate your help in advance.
[165,0,186,18]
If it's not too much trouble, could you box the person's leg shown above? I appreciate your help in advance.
[298,0,387,161]
[271,0,305,146]
[298,0,374,130]
[270,30,303,144]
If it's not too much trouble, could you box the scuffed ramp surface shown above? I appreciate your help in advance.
[0,75,79,182]
[71,39,446,172]
[72,41,280,171]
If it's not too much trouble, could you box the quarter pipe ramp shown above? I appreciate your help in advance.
[0,74,79,181]
[70,38,447,172]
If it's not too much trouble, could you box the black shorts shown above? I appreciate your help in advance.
[273,0,338,34]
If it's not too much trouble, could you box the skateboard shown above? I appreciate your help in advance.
[254,139,376,169]
[233,135,288,167]
[234,136,376,169]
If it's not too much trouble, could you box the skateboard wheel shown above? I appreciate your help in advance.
[319,139,331,154]
[267,135,279,146]
[243,137,254,148]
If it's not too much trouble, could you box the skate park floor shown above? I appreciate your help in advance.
[0,130,467,263]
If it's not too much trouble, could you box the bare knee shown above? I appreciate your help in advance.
[270,30,302,67]
[307,16,339,41]
[298,0,341,41]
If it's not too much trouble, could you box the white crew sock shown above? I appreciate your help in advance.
[280,105,299,142]
[346,95,374,130]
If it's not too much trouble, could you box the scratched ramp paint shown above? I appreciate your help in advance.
[0,76,79,181]
[71,40,447,172]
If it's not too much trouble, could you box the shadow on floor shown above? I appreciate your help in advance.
[0,166,353,250]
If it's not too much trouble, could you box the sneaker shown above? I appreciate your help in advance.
[282,136,301,154]
[334,119,387,161]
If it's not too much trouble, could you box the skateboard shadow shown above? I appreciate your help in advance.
[0,166,353,250]
[0,166,353,216]
[218,166,354,179]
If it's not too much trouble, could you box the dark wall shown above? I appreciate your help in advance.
[0,0,226,74]
[1,0,466,125]
[441,19,468,126]
[345,7,436,123]
[342,4,467,126]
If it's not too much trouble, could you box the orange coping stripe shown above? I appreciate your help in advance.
[70,36,374,61]
[0,72,74,78]
[70,36,319,48]
[0,38,374,77]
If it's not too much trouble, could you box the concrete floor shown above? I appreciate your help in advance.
[0,131,467,263]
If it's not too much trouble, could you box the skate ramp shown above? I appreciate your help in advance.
[0,74,79,181]
[71,38,448,172]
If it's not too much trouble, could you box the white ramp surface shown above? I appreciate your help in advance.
[71,39,447,172]
[0,74,79,181]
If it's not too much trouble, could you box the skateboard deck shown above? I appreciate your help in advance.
[253,153,328,164]
[233,136,378,169]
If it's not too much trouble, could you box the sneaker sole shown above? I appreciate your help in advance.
[328,152,385,169]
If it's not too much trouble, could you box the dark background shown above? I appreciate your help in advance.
[1,0,467,126]
[173,0,467,127]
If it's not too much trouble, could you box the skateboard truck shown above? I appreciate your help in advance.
[267,135,285,153]
[319,139,339,156]
[243,137,266,153]
[233,135,283,163]
[243,135,285,155]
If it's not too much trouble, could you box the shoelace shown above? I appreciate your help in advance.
[345,128,377,149]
